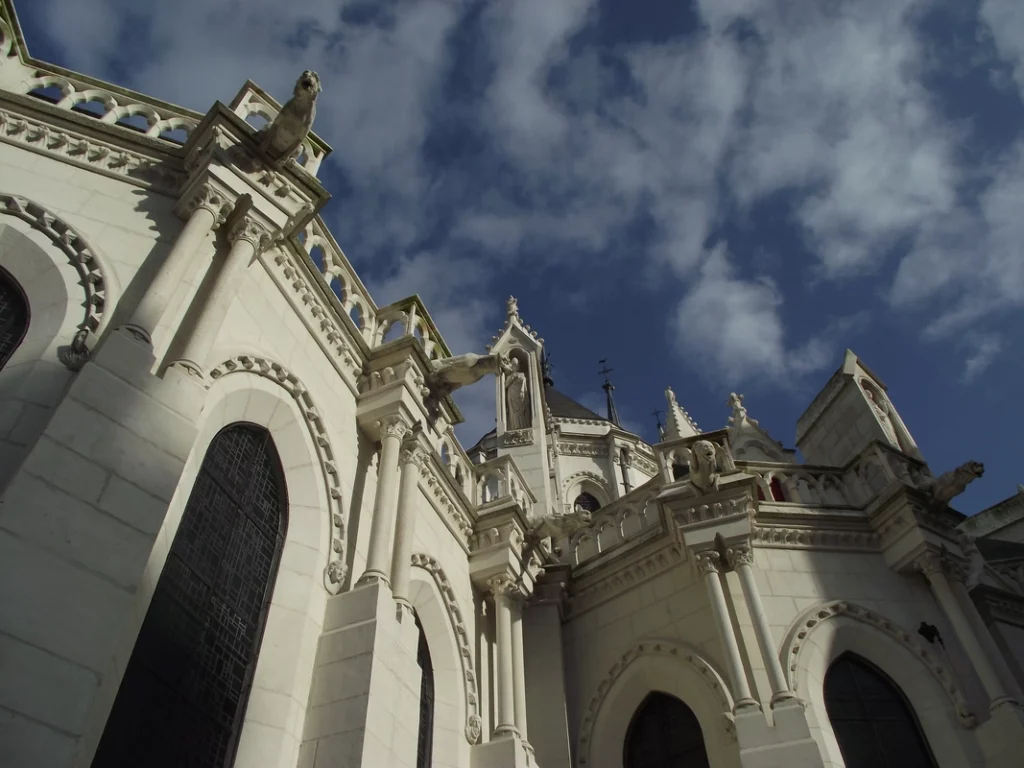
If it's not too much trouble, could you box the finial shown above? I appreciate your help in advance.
[507,296,519,317]
[727,392,758,427]
[598,359,620,426]
[664,385,699,439]
[652,409,666,441]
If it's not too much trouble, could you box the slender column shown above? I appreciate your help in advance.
[391,442,426,606]
[123,184,227,344]
[952,579,1024,699]
[732,546,796,706]
[168,213,272,379]
[510,598,530,746]
[358,416,410,586]
[697,551,759,710]
[489,575,520,737]
[916,551,1018,711]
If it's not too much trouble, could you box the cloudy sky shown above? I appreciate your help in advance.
[16,0,1024,512]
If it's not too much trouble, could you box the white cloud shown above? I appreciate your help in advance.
[981,0,1024,96]
[961,334,1002,383]
[673,246,833,386]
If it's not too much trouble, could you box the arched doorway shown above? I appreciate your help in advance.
[824,652,937,768]
[574,491,602,514]
[92,423,288,768]
[624,691,710,768]
[0,265,29,370]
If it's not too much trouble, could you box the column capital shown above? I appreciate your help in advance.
[728,543,754,568]
[695,550,723,576]
[227,214,274,252]
[377,414,412,442]
[399,441,429,468]
[913,548,965,581]
[181,182,230,224]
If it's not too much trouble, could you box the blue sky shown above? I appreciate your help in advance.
[17,0,1024,513]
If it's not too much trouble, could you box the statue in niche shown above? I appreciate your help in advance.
[862,381,900,446]
[505,357,531,430]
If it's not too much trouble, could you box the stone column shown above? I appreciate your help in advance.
[168,213,272,379]
[697,551,759,710]
[510,597,531,749]
[915,551,1018,711]
[358,415,410,587]
[732,546,796,706]
[391,442,426,607]
[489,574,520,737]
[122,183,228,344]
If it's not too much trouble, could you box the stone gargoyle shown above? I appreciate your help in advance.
[525,509,594,557]
[258,70,322,169]
[917,460,984,509]
[686,439,736,494]
[422,352,514,425]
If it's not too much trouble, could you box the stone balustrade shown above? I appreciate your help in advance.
[473,455,535,515]
[565,489,663,567]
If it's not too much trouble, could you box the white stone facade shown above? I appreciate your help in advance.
[1,2,1024,767]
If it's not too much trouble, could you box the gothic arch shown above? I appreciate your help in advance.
[0,193,118,345]
[578,641,740,768]
[782,600,982,768]
[79,374,334,768]
[210,354,348,592]
[410,553,482,747]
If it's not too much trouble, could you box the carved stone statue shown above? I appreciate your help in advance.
[525,509,594,556]
[258,70,322,169]
[957,531,985,589]
[862,382,900,446]
[423,352,513,425]
[686,439,736,493]
[505,357,531,430]
[917,460,985,509]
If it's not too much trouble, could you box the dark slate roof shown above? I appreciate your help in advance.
[976,537,1024,563]
[545,387,607,422]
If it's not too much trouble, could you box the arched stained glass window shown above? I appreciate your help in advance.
[824,652,937,768]
[624,692,709,768]
[92,424,287,768]
[415,613,435,768]
[0,266,29,371]
[573,491,602,513]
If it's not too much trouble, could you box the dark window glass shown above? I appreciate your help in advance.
[92,424,287,768]
[0,266,29,371]
[624,692,709,768]
[415,613,435,768]
[574,492,602,513]
[824,653,937,768]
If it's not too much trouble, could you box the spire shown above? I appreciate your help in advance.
[652,409,666,441]
[664,386,699,439]
[598,359,620,426]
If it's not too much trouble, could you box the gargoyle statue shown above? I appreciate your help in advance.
[957,531,985,590]
[258,70,322,169]
[423,352,513,425]
[686,439,736,493]
[916,460,984,509]
[525,509,594,557]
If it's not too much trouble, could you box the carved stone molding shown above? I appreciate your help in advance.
[377,414,412,442]
[781,600,976,728]
[913,549,967,583]
[568,544,683,616]
[676,497,753,526]
[487,573,521,598]
[1,193,113,364]
[562,470,609,498]
[752,525,879,552]
[209,354,349,593]
[422,465,474,547]
[632,451,658,476]
[502,428,533,447]
[728,545,754,568]
[0,106,185,192]
[559,440,609,458]
[182,183,231,225]
[410,553,482,745]
[577,641,737,765]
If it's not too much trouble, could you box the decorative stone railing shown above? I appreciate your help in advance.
[373,296,450,362]
[737,462,860,508]
[563,487,663,567]
[439,430,475,500]
[20,73,199,145]
[473,455,535,517]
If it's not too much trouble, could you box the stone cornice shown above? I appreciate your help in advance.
[971,584,1024,628]
[567,540,683,618]
[0,98,184,193]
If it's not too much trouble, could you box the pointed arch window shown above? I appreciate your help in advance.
[92,424,287,768]
[624,691,709,768]
[0,265,29,371]
[824,652,937,768]
[415,613,435,768]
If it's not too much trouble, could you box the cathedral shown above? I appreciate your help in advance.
[3,1,1024,766]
